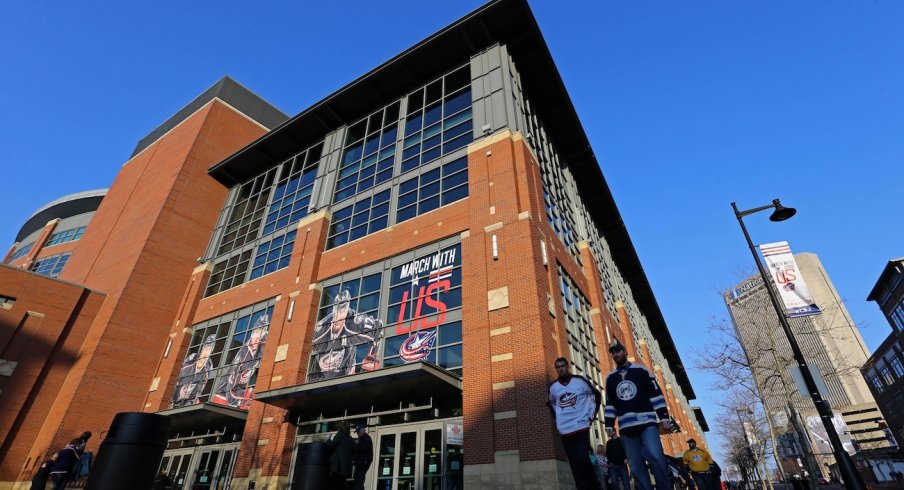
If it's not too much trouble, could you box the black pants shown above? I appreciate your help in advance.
[353,461,371,490]
[692,472,714,490]
[561,430,601,490]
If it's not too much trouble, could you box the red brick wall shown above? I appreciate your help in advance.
[0,265,105,481]
[1,100,270,485]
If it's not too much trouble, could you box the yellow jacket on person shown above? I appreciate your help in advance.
[682,447,713,473]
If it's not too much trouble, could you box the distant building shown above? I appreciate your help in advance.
[863,258,904,449]
[725,253,891,475]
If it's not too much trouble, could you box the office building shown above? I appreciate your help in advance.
[725,252,890,478]
[864,258,904,450]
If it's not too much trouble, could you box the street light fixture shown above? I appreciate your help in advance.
[731,199,865,490]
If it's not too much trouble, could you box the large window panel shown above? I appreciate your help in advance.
[46,226,86,246]
[401,65,472,174]
[31,252,70,277]
[205,141,323,297]
[7,242,33,262]
[327,189,392,249]
[396,157,468,224]
[335,104,399,203]
[262,144,321,236]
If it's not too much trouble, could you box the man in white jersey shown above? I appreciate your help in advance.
[548,357,602,489]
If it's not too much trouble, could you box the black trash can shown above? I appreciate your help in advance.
[86,412,171,490]
[291,442,330,490]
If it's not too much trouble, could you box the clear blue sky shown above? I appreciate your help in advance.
[2,0,903,463]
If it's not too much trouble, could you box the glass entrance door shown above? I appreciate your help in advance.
[159,443,239,490]
[371,420,459,490]
[159,449,193,490]
[191,446,237,490]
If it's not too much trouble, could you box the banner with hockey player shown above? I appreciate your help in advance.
[307,243,462,382]
[760,241,821,318]
[210,313,270,410]
[308,289,385,383]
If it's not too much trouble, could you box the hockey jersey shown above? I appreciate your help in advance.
[604,362,669,433]
[548,375,602,435]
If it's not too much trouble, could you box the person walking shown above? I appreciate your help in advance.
[607,434,631,490]
[548,357,603,489]
[603,338,671,490]
[593,444,610,490]
[49,438,83,490]
[352,423,373,490]
[682,439,716,490]
[30,455,55,490]
[326,421,354,490]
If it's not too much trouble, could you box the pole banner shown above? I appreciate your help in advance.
[759,241,821,318]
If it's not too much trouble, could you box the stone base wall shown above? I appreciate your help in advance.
[464,450,576,490]
[231,469,290,490]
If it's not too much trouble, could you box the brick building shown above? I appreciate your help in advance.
[864,258,904,450]
[1,1,706,489]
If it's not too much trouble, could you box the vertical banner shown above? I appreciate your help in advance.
[211,313,270,410]
[759,241,821,318]
[805,414,856,455]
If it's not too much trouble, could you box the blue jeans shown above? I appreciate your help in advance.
[610,464,630,490]
[620,425,669,490]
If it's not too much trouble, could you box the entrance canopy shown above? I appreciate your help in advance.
[255,362,462,418]
[157,402,248,435]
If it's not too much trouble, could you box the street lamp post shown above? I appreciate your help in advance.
[731,199,866,490]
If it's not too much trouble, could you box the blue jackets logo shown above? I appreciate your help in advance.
[616,380,637,401]
[399,328,438,362]
[558,392,577,408]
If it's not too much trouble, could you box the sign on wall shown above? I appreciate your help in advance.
[760,241,821,318]
[308,243,462,383]
[210,314,270,410]
[805,414,856,455]
[170,309,271,411]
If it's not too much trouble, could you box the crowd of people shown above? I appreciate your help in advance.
[549,338,724,490]
[325,421,374,490]
[30,431,93,490]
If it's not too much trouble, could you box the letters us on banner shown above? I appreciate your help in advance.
[759,241,821,318]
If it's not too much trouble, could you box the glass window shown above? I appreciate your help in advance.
[335,104,399,204]
[327,189,391,249]
[401,65,472,174]
[30,252,70,277]
[557,265,601,389]
[395,157,468,224]
[262,145,322,236]
[889,354,904,379]
[521,94,580,260]
[205,141,323,297]
[249,230,297,280]
[891,303,904,331]
[213,169,277,258]
[46,226,87,247]
[7,242,33,262]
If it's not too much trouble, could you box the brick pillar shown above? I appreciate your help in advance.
[231,210,332,490]
[13,219,59,270]
[143,262,214,412]
[2,244,15,264]
[576,242,618,375]
[650,363,679,455]
[461,131,574,489]
[614,302,640,364]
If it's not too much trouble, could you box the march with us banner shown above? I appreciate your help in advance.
[308,243,463,382]
[759,241,821,318]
